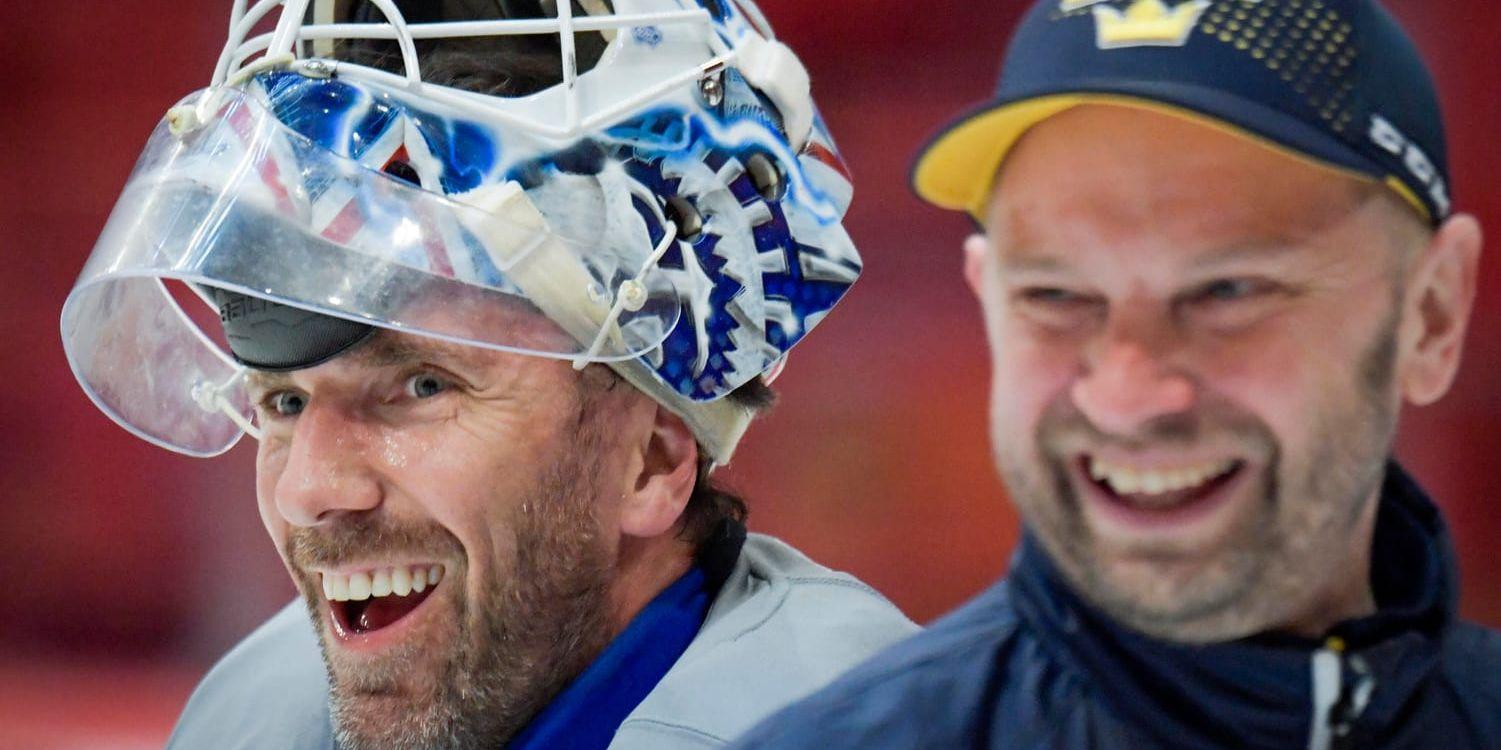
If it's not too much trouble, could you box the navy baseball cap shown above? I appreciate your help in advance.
[913,0,1452,226]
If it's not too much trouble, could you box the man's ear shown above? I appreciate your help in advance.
[619,403,698,540]
[1399,213,1483,406]
[965,233,1009,351]
[964,233,989,299]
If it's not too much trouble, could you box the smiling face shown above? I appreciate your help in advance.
[971,105,1444,642]
[249,325,648,749]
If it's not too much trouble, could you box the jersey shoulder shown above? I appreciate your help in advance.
[166,601,334,750]
[613,533,920,749]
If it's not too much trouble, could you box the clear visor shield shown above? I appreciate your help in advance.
[61,87,679,456]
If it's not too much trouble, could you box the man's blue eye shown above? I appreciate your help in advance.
[1199,279,1260,302]
[271,392,306,416]
[1025,288,1084,304]
[407,374,449,399]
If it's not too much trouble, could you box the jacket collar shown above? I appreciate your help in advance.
[1008,461,1456,748]
[504,521,746,750]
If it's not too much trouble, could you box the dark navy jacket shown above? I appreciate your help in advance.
[732,464,1501,749]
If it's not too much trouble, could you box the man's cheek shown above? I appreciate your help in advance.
[990,340,1075,420]
[1193,312,1356,399]
[1195,341,1317,452]
[253,449,297,558]
[988,372,1057,494]
[254,468,283,529]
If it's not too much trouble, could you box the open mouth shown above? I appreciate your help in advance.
[322,564,445,638]
[1080,455,1245,513]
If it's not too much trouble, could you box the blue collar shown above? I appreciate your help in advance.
[1009,461,1456,748]
[507,522,745,750]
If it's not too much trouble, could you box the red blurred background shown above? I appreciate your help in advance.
[2,1,1496,746]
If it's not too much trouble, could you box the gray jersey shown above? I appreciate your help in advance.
[167,533,919,749]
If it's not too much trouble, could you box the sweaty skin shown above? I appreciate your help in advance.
[967,104,1481,643]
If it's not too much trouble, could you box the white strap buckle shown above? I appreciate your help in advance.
[573,220,679,370]
[190,370,262,441]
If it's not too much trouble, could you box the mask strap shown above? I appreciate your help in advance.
[573,220,678,370]
[190,370,263,441]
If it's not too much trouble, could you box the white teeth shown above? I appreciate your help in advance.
[348,572,372,601]
[320,565,441,602]
[1140,472,1166,495]
[371,569,392,597]
[1090,460,1109,481]
[328,574,349,602]
[1088,457,1236,498]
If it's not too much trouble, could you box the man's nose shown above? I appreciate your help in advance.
[1070,309,1196,437]
[271,402,382,527]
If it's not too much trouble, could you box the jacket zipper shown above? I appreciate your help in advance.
[1307,637,1377,750]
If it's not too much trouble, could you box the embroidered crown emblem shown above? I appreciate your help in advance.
[1091,0,1212,49]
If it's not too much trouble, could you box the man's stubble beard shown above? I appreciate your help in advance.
[287,416,618,749]
[997,306,1402,643]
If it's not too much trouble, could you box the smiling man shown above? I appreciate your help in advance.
[732,0,1500,748]
[58,1,914,748]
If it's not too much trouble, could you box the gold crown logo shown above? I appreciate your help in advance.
[1092,0,1212,49]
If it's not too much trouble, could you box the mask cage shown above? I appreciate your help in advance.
[215,0,781,141]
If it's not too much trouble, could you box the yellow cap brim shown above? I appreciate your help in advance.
[911,93,1424,223]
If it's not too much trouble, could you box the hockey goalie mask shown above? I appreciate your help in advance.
[60,0,862,462]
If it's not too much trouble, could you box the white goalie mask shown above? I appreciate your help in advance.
[60,0,863,463]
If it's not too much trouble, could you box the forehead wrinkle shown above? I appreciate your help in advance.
[993,246,1077,277]
[1189,242,1310,273]
[1192,189,1413,275]
[989,191,1384,283]
[349,331,491,372]
[985,205,1087,279]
